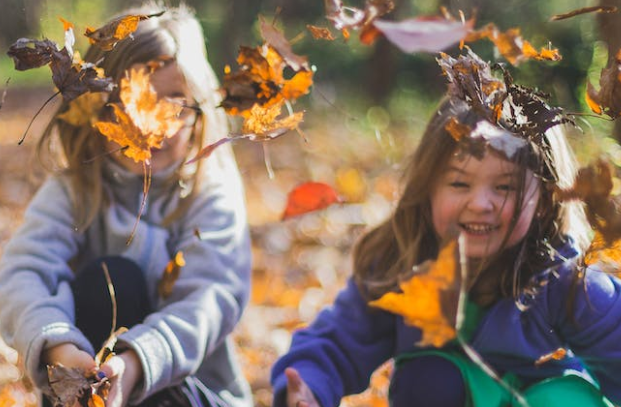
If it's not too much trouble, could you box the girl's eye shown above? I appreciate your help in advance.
[449,181,469,189]
[496,184,516,192]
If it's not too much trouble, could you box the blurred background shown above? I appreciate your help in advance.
[1,0,620,406]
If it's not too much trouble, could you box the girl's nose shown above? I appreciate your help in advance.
[466,188,496,212]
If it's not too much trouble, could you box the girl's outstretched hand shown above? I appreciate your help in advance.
[285,367,320,407]
[99,349,143,407]
[42,342,97,372]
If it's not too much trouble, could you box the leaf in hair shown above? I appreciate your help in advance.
[84,11,165,51]
[369,238,461,348]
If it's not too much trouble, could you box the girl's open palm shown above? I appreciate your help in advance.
[285,367,320,407]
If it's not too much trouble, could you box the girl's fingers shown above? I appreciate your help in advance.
[285,367,303,391]
[98,355,124,379]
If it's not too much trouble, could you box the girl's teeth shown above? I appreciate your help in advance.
[463,224,493,233]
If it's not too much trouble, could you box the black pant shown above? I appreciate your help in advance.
[43,257,228,407]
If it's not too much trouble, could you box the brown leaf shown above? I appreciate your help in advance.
[84,11,165,51]
[306,25,336,40]
[282,182,341,220]
[260,16,309,71]
[550,6,617,21]
[158,251,186,299]
[47,365,90,407]
[6,38,57,71]
[323,0,395,42]
[585,49,621,118]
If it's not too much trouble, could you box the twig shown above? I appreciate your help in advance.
[100,262,117,338]
[455,234,530,407]
[126,162,152,245]
[18,90,60,145]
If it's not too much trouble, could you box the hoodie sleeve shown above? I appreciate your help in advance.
[0,177,92,389]
[270,278,396,407]
[116,178,252,402]
[547,266,621,405]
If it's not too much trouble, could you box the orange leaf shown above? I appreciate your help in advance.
[157,251,186,299]
[241,100,304,139]
[85,11,165,51]
[94,67,183,163]
[306,25,336,40]
[534,348,567,366]
[282,182,341,220]
[369,239,460,347]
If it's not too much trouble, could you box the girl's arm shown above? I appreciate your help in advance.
[114,179,252,402]
[0,177,92,388]
[550,266,621,405]
[271,278,396,407]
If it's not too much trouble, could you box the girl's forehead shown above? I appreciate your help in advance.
[445,151,520,175]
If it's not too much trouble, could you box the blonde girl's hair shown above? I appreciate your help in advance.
[37,2,237,229]
[353,98,590,304]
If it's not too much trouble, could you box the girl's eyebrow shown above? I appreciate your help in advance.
[446,166,515,178]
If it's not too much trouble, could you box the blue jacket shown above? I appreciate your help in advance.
[271,242,621,406]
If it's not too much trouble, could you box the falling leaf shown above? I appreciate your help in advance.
[586,49,621,118]
[282,182,341,220]
[242,100,304,138]
[464,23,561,65]
[84,11,165,51]
[584,230,621,271]
[158,251,186,299]
[306,25,336,40]
[260,16,309,71]
[557,160,621,244]
[534,348,567,366]
[6,38,57,70]
[369,239,461,348]
[94,67,183,163]
[372,15,474,53]
[57,92,107,126]
[323,0,395,42]
[549,6,617,21]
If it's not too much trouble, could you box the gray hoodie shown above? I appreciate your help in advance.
[0,158,253,406]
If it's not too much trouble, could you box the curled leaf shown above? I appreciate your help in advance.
[585,49,621,118]
[85,11,165,51]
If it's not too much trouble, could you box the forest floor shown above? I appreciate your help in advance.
[0,87,421,406]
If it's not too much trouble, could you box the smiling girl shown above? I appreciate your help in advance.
[270,52,621,407]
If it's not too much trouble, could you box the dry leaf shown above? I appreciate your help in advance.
[47,365,90,407]
[84,11,165,51]
[158,251,186,299]
[94,67,183,163]
[550,6,617,21]
[282,182,341,220]
[369,239,461,347]
[306,25,336,40]
[586,49,621,118]
[534,348,567,366]
[57,92,107,126]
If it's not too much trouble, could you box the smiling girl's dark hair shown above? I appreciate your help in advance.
[352,98,589,305]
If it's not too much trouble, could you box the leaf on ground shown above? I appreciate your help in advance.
[94,67,183,163]
[549,6,617,21]
[464,23,561,65]
[372,15,474,53]
[585,49,621,118]
[84,11,165,51]
[282,182,341,220]
[157,251,186,299]
[369,239,461,348]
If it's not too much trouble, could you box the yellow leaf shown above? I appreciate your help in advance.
[369,239,460,347]
[157,251,186,299]
[57,92,107,126]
